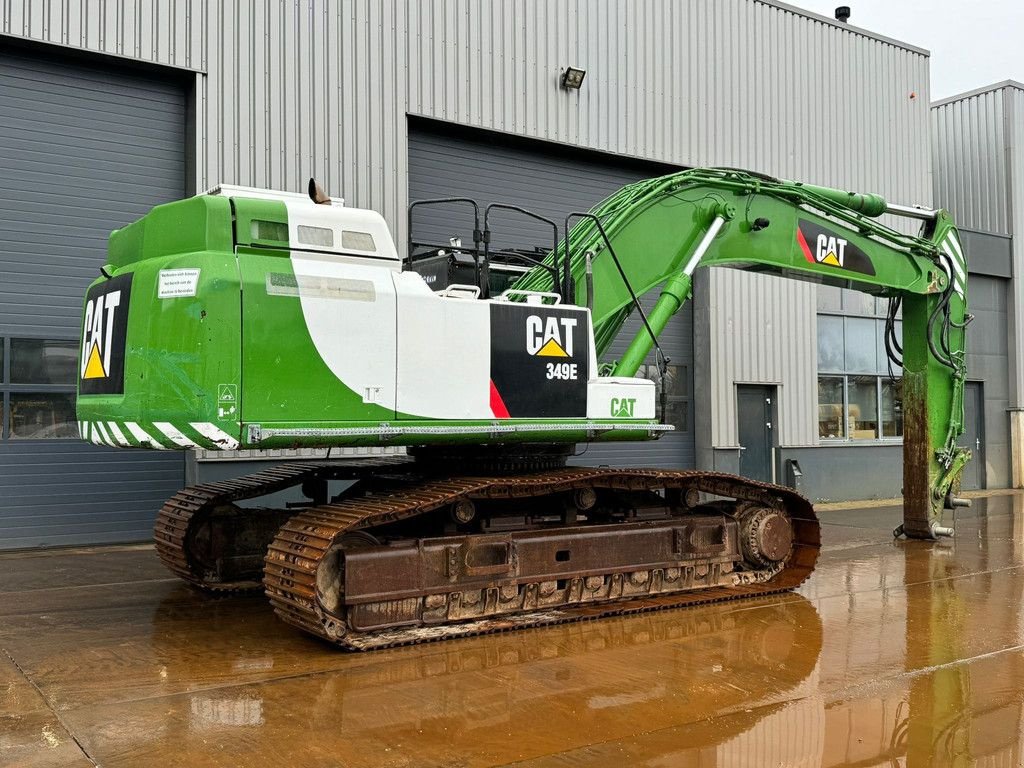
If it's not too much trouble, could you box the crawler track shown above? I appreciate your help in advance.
[153,457,413,591]
[262,467,819,650]
[155,462,818,650]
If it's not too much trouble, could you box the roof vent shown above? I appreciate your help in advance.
[835,6,851,23]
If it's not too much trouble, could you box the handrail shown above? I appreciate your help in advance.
[408,198,482,286]
[484,203,562,301]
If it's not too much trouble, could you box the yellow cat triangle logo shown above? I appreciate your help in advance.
[536,338,569,357]
[821,251,841,267]
[83,344,107,379]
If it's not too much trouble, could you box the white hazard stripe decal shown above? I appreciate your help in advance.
[940,233,966,298]
[153,422,200,448]
[190,422,240,450]
[946,230,966,265]
[941,242,966,296]
[124,421,169,449]
[92,421,113,446]
[80,421,229,449]
[106,421,130,447]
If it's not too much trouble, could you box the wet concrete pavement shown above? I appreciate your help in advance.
[3,493,1024,767]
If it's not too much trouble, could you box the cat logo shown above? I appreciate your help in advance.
[611,397,637,417]
[796,220,876,276]
[79,274,133,395]
[815,234,846,267]
[82,292,121,379]
[526,314,577,358]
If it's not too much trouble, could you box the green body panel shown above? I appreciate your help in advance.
[232,197,291,249]
[76,253,242,427]
[108,195,235,270]
[79,195,243,439]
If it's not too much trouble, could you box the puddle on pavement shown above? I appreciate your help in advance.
[5,494,1024,767]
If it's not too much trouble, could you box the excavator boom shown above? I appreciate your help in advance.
[514,168,970,538]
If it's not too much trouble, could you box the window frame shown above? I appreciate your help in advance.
[0,334,80,442]
[817,375,903,443]
[639,362,691,434]
[817,291,904,444]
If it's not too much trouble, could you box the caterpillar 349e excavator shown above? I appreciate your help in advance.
[76,167,970,650]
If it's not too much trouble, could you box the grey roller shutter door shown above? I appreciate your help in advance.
[407,120,695,469]
[0,50,187,549]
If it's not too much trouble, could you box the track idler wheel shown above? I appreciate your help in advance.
[737,503,794,568]
[315,531,380,640]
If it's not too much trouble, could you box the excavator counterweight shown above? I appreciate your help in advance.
[76,167,970,648]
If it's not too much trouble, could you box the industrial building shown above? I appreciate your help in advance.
[931,81,1024,491]
[0,0,1009,550]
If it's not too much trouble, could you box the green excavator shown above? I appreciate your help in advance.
[75,167,970,649]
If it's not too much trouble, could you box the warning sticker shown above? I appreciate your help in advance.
[217,383,238,419]
[158,269,201,298]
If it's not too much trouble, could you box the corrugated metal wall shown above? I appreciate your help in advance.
[707,273,817,448]
[3,0,931,455]
[1009,88,1024,412]
[932,86,1011,234]
[932,83,1023,478]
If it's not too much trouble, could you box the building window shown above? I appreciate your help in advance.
[817,376,844,439]
[1,338,79,440]
[640,363,689,432]
[816,305,902,441]
[848,374,879,439]
[881,378,904,437]
[817,375,901,441]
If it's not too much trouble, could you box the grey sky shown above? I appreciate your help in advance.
[794,1,1024,99]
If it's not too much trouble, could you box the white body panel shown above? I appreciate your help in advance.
[282,199,401,264]
[292,238,659,423]
[291,253,398,411]
[587,378,657,419]
[394,272,493,418]
[207,184,345,206]
[262,194,656,425]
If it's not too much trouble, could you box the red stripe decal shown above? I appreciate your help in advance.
[489,380,511,419]
[796,226,815,263]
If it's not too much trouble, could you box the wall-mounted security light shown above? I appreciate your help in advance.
[560,66,586,90]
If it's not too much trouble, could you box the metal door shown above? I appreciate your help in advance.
[0,50,187,548]
[957,382,984,491]
[737,385,775,483]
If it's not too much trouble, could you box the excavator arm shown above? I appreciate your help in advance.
[514,168,970,540]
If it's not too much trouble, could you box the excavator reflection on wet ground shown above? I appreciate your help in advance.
[4,495,1024,765]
